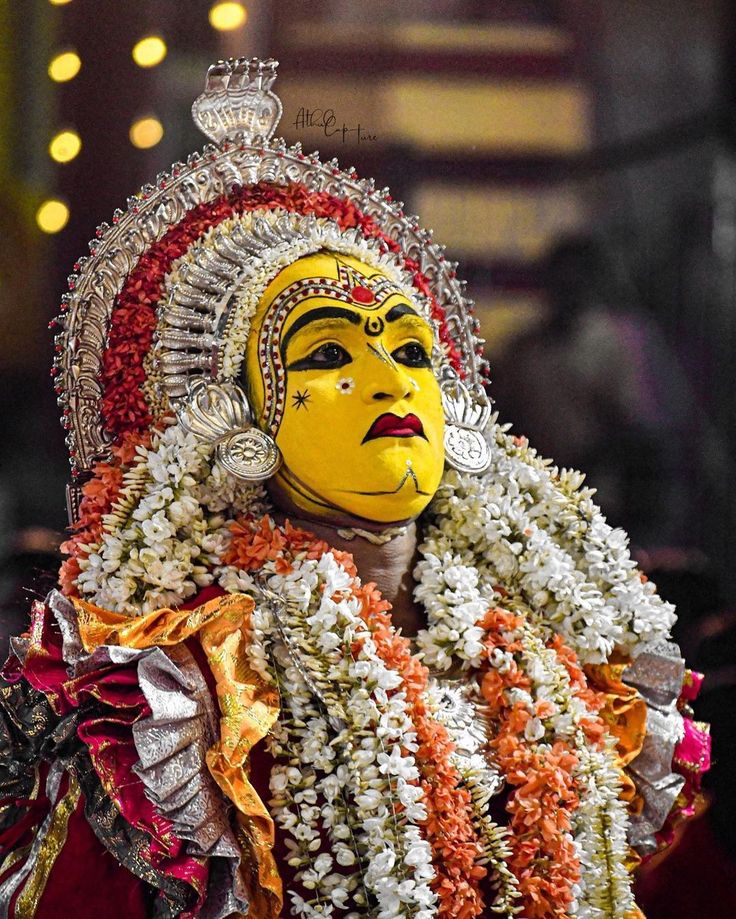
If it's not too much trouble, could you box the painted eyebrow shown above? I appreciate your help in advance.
[386,302,420,322]
[388,313,434,337]
[281,306,361,356]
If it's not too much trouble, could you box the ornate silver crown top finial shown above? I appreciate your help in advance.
[192,57,283,146]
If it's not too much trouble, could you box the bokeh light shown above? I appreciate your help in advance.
[129,115,164,149]
[49,0,73,6]
[36,199,70,234]
[209,2,247,31]
[132,35,167,68]
[48,50,81,82]
[49,129,82,164]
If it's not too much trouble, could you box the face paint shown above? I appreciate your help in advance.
[335,377,355,395]
[244,252,446,524]
[291,389,311,410]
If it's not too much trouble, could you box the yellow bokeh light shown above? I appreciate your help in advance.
[49,129,82,164]
[129,115,164,149]
[209,2,247,31]
[132,35,167,68]
[48,50,81,82]
[36,199,70,234]
[49,0,73,6]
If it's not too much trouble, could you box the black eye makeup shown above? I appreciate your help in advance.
[287,341,353,371]
[392,342,432,368]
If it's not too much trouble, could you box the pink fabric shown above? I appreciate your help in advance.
[653,672,711,850]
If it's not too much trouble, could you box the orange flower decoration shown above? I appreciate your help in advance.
[478,607,615,919]
[59,429,151,597]
[228,517,488,918]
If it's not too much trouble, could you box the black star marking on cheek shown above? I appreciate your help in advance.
[292,389,311,411]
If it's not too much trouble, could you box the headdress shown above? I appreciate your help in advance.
[51,58,490,523]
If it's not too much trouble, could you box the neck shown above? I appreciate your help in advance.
[275,514,426,637]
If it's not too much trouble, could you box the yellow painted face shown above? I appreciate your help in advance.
[244,252,446,525]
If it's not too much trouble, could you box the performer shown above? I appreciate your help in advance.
[0,59,710,918]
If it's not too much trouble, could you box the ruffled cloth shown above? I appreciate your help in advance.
[72,587,282,918]
[0,589,280,919]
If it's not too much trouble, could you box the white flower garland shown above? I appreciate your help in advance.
[75,421,266,614]
[220,553,437,918]
[415,422,675,670]
[67,413,678,917]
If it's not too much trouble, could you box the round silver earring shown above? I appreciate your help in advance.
[439,365,492,475]
[217,428,281,481]
[177,379,282,482]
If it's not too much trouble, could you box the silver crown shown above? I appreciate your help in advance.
[178,380,252,442]
[439,366,492,432]
[55,55,488,501]
[192,57,282,146]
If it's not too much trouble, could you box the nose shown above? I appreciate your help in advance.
[361,361,414,404]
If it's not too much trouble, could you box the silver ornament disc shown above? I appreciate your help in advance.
[217,428,281,481]
[444,425,491,475]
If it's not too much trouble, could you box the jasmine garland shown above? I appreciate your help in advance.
[63,415,681,917]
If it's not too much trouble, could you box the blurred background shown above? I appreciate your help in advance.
[1,1,735,915]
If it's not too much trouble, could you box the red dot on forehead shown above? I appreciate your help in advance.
[350,285,375,305]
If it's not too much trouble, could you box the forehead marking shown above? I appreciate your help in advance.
[364,316,384,337]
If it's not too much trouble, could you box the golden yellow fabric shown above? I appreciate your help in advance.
[73,593,283,919]
[16,775,81,916]
[74,595,228,652]
[199,599,282,918]
[585,655,647,812]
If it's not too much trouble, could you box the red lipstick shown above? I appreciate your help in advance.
[363,413,426,443]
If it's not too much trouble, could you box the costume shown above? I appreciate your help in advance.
[0,59,710,918]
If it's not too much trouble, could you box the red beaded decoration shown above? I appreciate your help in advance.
[350,285,375,305]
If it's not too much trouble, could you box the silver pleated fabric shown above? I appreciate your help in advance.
[623,640,687,854]
[132,644,248,919]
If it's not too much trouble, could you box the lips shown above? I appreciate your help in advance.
[363,413,426,443]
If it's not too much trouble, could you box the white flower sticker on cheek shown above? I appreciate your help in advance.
[336,377,355,394]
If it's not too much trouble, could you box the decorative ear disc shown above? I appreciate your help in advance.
[177,379,282,482]
[440,366,492,475]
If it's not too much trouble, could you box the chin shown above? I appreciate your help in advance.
[329,489,434,525]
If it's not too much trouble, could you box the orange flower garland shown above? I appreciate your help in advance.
[60,429,151,596]
[356,582,487,919]
[225,517,487,918]
[478,607,610,919]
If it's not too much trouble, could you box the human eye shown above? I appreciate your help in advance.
[392,341,432,368]
[288,342,353,371]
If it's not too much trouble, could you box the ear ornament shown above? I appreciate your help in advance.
[178,380,281,482]
[440,366,492,475]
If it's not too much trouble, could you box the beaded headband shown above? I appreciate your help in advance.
[51,57,488,521]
